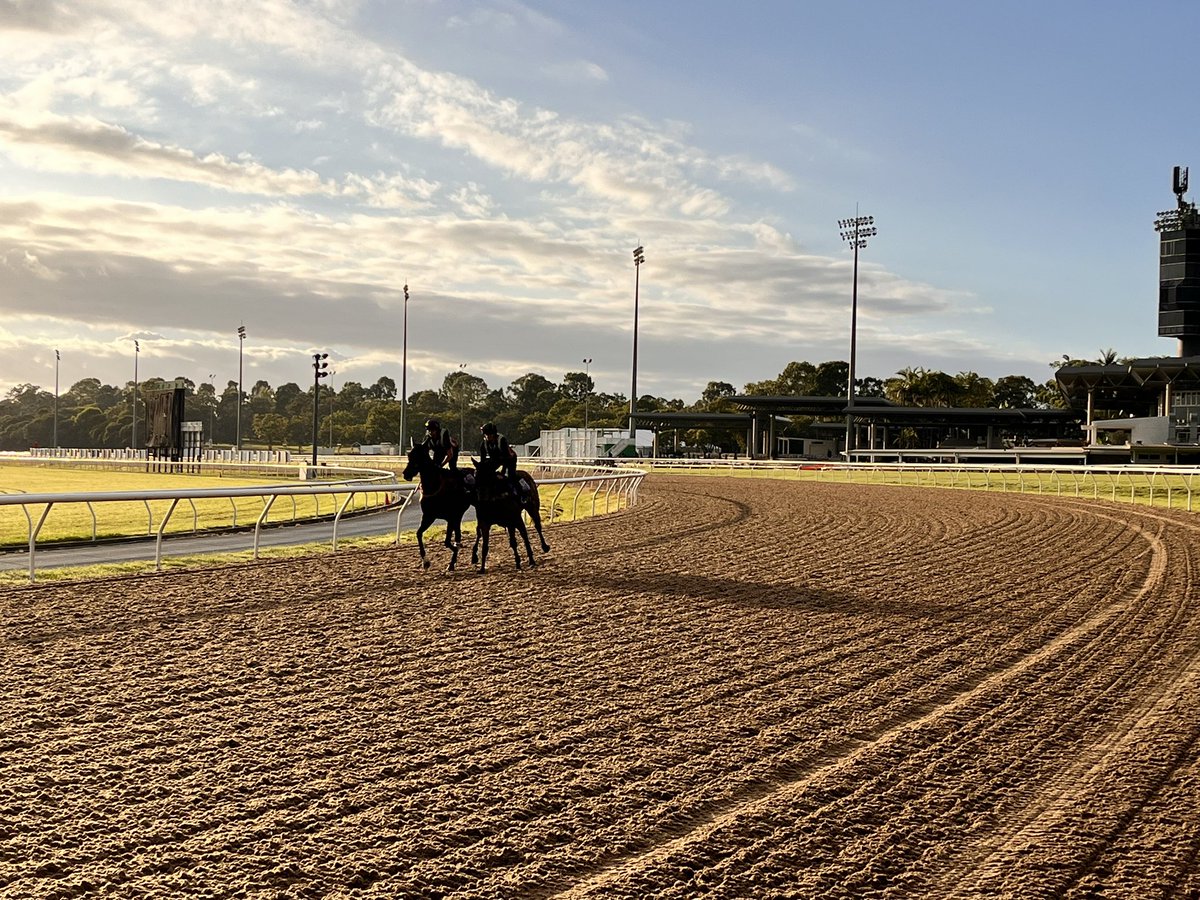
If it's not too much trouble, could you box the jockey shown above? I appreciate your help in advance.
[478,422,520,498]
[422,418,458,472]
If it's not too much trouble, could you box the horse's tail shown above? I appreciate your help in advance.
[515,469,540,515]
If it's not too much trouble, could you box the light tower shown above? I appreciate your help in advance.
[838,212,877,458]
[132,339,140,451]
[629,245,644,440]
[400,282,409,449]
[311,352,329,466]
[583,357,593,433]
[53,349,59,450]
[236,325,246,450]
[1155,166,1200,356]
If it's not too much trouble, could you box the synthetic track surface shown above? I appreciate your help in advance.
[3,474,1200,898]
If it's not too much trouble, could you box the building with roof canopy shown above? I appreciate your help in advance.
[1054,167,1200,463]
[631,169,1200,464]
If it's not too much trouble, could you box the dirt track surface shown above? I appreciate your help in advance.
[4,474,1200,899]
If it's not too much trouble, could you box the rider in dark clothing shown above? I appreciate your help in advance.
[478,422,519,497]
[421,418,458,472]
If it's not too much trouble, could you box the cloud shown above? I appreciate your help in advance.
[541,60,609,84]
[0,109,344,196]
[0,0,84,34]
[2,247,58,280]
[364,57,760,216]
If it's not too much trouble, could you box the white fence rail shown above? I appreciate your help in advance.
[639,457,1200,511]
[0,460,645,581]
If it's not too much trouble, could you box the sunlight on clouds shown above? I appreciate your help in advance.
[450,182,495,218]
[1,247,59,281]
[342,171,440,209]
[167,62,251,107]
[0,109,340,196]
[0,0,85,36]
[0,0,1023,396]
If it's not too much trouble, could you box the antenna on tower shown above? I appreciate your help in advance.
[1156,165,1198,232]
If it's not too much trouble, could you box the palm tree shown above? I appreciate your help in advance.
[885,367,925,406]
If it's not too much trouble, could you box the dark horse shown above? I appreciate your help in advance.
[402,445,470,570]
[468,463,541,573]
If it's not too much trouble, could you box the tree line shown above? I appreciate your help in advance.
[0,357,1080,454]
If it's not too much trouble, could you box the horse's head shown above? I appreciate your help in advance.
[402,444,429,482]
[471,459,509,502]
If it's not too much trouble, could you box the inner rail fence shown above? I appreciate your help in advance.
[0,457,645,582]
[640,457,1200,512]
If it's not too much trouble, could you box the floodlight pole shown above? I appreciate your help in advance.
[838,213,877,460]
[236,325,246,452]
[583,357,593,433]
[629,245,644,440]
[53,349,59,450]
[458,362,468,441]
[132,339,139,453]
[400,282,409,450]
[312,353,329,467]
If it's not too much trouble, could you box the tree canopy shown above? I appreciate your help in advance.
[0,357,1069,453]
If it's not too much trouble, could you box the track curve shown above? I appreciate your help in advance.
[2,474,1200,898]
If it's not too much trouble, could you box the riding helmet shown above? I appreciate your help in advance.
[481,422,498,436]
[425,418,440,431]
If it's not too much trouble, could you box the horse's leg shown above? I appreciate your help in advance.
[515,518,536,568]
[471,522,482,565]
[525,496,550,552]
[507,524,522,570]
[416,512,433,570]
[447,516,460,571]
[479,522,491,573]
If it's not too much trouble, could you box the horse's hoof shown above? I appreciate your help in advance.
[422,559,430,570]
[541,542,551,552]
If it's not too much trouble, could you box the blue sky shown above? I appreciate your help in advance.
[1,0,1197,404]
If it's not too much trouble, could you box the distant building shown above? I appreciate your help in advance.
[1054,166,1200,463]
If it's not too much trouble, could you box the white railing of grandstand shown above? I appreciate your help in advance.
[0,460,645,581]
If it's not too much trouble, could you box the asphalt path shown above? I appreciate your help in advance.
[0,501,479,572]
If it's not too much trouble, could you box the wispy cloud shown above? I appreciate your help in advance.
[541,60,609,84]
[0,108,340,196]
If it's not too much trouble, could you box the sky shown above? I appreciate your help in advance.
[2,0,1199,405]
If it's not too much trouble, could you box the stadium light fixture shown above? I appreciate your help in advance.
[630,245,644,440]
[458,362,468,441]
[132,339,140,452]
[236,325,247,452]
[311,352,329,466]
[583,357,593,434]
[53,349,59,450]
[401,282,409,449]
[839,212,877,459]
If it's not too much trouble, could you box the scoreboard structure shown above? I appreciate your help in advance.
[142,378,188,462]
[1155,166,1200,356]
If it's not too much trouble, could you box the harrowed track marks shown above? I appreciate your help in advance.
[547,504,1179,899]
[5,476,1200,898]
